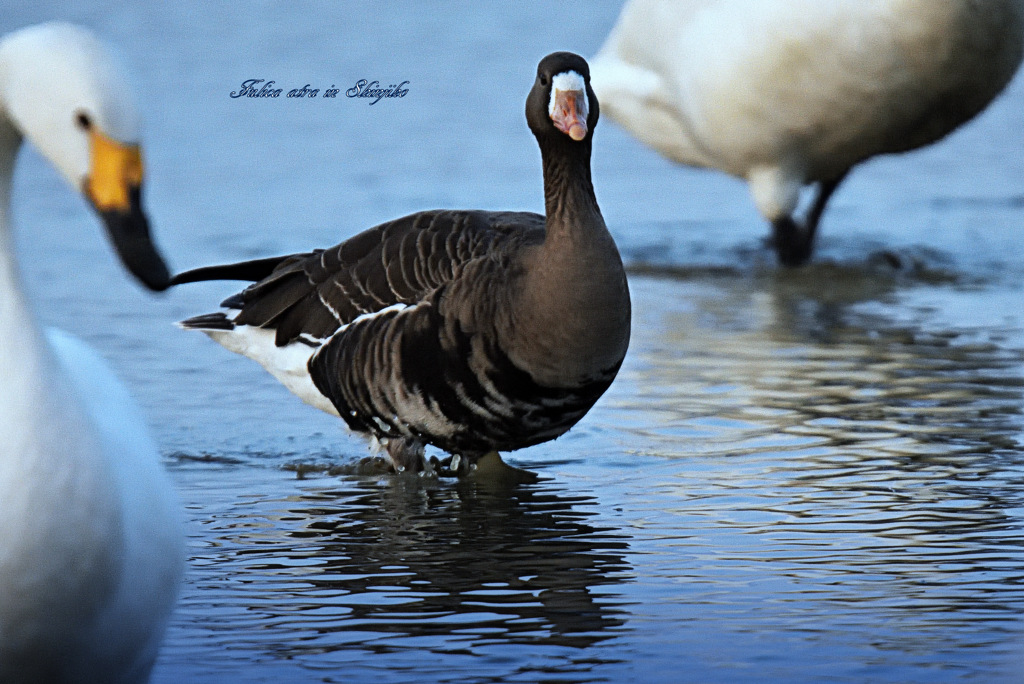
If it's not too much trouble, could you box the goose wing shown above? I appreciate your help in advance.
[174,209,545,347]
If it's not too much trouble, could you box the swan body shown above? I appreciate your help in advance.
[591,0,1024,264]
[0,23,181,683]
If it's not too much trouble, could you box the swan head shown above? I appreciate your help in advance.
[0,22,170,290]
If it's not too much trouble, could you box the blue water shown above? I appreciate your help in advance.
[4,3,1024,682]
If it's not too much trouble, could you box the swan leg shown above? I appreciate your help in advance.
[772,216,811,267]
[805,172,847,237]
[771,173,848,267]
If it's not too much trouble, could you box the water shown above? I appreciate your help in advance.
[4,2,1024,682]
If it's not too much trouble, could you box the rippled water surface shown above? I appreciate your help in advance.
[5,2,1024,682]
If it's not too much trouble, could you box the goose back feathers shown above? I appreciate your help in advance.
[174,52,630,472]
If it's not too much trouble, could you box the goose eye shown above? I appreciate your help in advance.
[75,111,92,131]
[539,74,550,87]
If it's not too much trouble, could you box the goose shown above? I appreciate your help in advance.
[590,0,1024,265]
[0,23,183,683]
[171,51,630,477]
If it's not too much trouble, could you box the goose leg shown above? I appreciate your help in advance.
[428,451,536,482]
[469,452,539,484]
[772,172,849,267]
[429,452,470,478]
[385,437,427,473]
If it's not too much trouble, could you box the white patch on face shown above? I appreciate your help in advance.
[548,70,586,117]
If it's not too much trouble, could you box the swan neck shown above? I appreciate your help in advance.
[0,112,29,337]
[0,113,17,254]
[0,107,70,472]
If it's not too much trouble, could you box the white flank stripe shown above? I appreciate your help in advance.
[323,301,412,343]
[197,302,413,420]
[201,325,340,417]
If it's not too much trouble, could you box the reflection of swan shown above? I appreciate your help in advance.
[617,274,1024,650]
[624,272,1024,462]
[591,0,1024,265]
[0,23,182,682]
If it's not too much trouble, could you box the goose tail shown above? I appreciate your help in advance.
[177,312,235,331]
[169,256,292,286]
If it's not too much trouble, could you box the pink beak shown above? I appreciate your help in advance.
[551,89,588,141]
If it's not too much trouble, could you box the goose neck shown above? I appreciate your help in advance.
[541,138,599,231]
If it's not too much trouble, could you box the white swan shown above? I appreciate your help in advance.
[591,0,1024,265]
[0,23,183,683]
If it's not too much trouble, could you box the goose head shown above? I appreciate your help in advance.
[0,22,170,290]
[526,51,599,146]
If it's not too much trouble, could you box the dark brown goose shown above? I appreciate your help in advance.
[172,52,630,475]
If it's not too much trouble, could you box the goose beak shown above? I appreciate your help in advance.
[84,129,170,291]
[550,88,588,141]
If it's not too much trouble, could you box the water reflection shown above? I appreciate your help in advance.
[289,479,632,648]
[626,265,1024,462]
[169,470,631,681]
[610,271,1024,667]
[156,268,1024,683]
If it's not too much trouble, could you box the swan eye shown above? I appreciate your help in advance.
[75,111,92,131]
